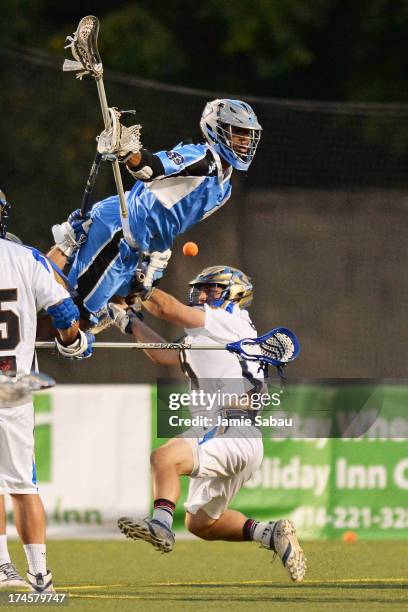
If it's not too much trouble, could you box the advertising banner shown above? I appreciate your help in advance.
[6,385,151,537]
[153,380,408,539]
[5,383,405,539]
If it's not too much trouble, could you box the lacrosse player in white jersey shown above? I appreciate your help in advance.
[0,190,94,592]
[109,265,306,583]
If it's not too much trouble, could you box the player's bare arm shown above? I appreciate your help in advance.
[56,318,80,346]
[46,245,68,270]
[107,300,180,366]
[143,288,205,328]
[126,316,179,366]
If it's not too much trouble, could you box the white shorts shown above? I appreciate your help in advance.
[0,401,38,494]
[184,427,263,519]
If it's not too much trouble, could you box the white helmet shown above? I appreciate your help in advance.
[200,99,262,170]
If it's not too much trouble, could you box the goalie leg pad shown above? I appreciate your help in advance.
[47,298,80,330]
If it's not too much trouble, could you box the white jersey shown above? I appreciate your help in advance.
[182,304,264,412]
[0,239,69,374]
[183,303,261,379]
[182,304,265,519]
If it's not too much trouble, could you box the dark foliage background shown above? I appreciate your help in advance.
[1,2,408,382]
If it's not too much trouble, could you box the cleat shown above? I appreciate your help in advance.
[118,516,175,553]
[0,563,28,589]
[262,519,307,582]
[26,571,54,593]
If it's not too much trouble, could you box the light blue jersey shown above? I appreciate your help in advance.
[68,142,232,317]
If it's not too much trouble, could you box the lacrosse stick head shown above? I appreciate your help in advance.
[0,372,55,407]
[63,15,103,79]
[227,327,300,367]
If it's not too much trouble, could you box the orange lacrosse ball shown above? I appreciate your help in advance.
[343,531,357,543]
[183,241,199,256]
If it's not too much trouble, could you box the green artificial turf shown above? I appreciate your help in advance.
[2,539,407,611]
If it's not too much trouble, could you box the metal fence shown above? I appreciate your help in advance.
[1,46,407,381]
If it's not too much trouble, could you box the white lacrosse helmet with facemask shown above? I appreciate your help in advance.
[200,99,262,171]
[189,265,253,312]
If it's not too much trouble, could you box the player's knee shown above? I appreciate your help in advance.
[150,447,172,470]
[185,514,205,538]
[185,513,214,540]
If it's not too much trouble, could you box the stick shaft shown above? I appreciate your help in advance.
[35,341,226,350]
[95,76,110,127]
[81,152,102,215]
[95,77,128,219]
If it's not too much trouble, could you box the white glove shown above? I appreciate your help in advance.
[127,165,153,181]
[55,330,94,359]
[108,302,142,334]
[143,249,172,290]
[97,107,142,162]
[52,214,92,257]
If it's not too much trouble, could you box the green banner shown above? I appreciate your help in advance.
[152,383,408,538]
[232,438,408,539]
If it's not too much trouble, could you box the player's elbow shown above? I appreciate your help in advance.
[145,350,165,365]
[145,350,179,366]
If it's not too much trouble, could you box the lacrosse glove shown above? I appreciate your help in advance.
[55,330,95,359]
[132,249,172,300]
[108,302,143,334]
[96,107,142,163]
[52,209,92,258]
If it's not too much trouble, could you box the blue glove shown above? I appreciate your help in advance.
[55,330,95,359]
[52,210,93,258]
[67,209,93,245]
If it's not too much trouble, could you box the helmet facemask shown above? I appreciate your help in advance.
[217,123,261,169]
[189,283,228,308]
[0,190,11,239]
[200,99,262,171]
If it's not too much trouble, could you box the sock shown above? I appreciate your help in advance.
[243,519,273,543]
[153,499,175,529]
[23,544,46,576]
[0,535,11,566]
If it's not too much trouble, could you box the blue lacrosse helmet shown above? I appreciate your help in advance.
[0,189,11,239]
[200,99,262,171]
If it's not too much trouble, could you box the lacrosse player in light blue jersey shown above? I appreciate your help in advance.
[48,99,262,323]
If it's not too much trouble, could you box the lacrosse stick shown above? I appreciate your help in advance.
[80,151,102,216]
[36,327,300,368]
[0,372,55,408]
[63,16,140,250]
[81,112,138,216]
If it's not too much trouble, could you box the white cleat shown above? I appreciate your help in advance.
[0,563,28,589]
[262,519,307,582]
[26,571,55,593]
[118,516,175,553]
